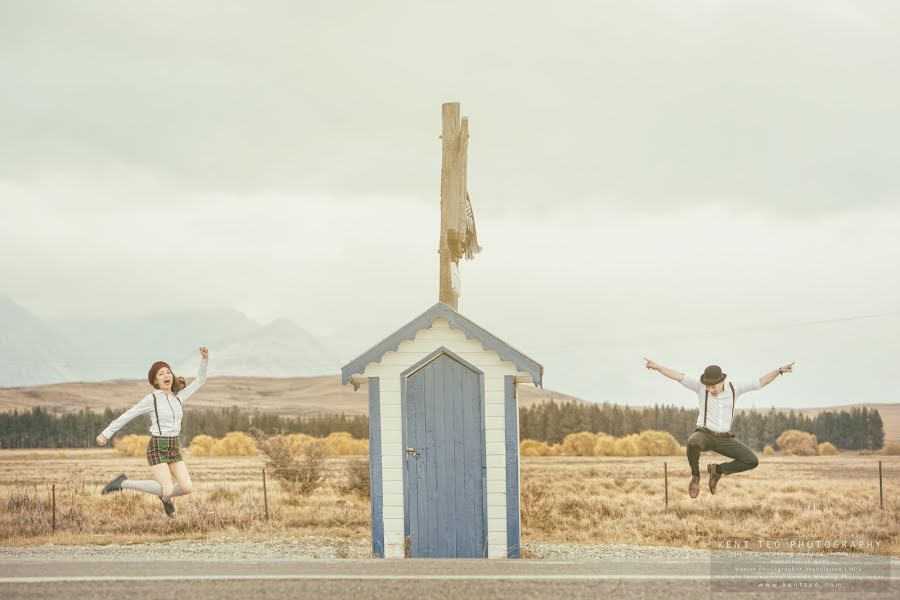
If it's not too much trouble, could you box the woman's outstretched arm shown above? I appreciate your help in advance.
[179,346,209,402]
[96,394,154,445]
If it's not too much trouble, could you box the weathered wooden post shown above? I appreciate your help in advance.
[439,102,463,309]
[51,484,56,532]
[262,468,269,521]
[879,460,883,510]
[664,462,668,509]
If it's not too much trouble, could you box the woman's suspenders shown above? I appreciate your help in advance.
[703,382,737,429]
[151,392,161,436]
[151,391,182,436]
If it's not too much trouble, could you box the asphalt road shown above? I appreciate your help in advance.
[0,557,896,599]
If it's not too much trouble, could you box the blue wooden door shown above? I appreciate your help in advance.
[403,352,485,558]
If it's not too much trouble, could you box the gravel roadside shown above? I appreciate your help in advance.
[2,538,896,563]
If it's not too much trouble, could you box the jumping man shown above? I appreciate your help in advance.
[643,358,795,498]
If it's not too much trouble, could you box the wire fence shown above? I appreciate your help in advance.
[4,458,897,534]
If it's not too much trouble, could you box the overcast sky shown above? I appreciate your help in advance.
[2,1,898,408]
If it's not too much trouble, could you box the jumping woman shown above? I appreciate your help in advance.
[96,346,209,516]
[644,358,794,498]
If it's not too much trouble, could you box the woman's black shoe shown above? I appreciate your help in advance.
[102,473,127,494]
[161,497,176,517]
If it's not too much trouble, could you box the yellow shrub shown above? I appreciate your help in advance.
[593,434,617,456]
[114,434,150,457]
[614,434,641,457]
[188,434,216,457]
[817,442,838,456]
[324,431,368,456]
[561,432,598,456]
[635,430,682,455]
[210,432,258,457]
[762,444,776,456]
[520,439,552,457]
[776,430,818,456]
[884,443,900,456]
[286,434,317,454]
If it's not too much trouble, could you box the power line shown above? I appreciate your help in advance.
[532,310,900,351]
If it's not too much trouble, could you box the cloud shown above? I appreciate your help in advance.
[1,1,898,216]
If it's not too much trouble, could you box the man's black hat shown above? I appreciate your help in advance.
[700,365,727,386]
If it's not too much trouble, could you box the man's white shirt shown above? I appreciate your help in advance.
[681,374,762,433]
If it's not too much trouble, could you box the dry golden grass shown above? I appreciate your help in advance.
[520,455,899,557]
[1,450,896,556]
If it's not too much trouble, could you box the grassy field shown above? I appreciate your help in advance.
[0,375,582,417]
[1,450,897,556]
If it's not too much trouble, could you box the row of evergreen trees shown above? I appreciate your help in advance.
[0,402,885,451]
[0,406,368,449]
[519,401,885,451]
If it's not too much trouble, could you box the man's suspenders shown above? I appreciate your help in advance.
[703,382,737,431]
[703,389,708,427]
[729,382,736,425]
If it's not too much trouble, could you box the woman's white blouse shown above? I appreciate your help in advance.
[102,359,208,439]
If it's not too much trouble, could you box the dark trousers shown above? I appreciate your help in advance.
[686,427,759,477]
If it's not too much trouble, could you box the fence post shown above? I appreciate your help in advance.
[664,461,668,509]
[51,484,56,532]
[879,461,883,510]
[262,468,269,521]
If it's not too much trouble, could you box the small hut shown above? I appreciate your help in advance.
[341,302,543,559]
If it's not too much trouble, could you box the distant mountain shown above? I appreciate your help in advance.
[0,295,80,387]
[51,308,262,381]
[175,317,338,378]
[0,294,336,386]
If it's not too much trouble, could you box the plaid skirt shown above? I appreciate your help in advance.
[147,435,183,466]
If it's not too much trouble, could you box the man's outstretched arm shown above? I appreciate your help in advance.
[644,357,685,382]
[759,361,796,388]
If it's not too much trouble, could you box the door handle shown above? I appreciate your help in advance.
[405,447,418,457]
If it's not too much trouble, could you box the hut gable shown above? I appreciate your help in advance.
[341,302,542,388]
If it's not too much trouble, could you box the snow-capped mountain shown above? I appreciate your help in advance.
[0,294,336,386]
[0,295,80,387]
[175,317,338,378]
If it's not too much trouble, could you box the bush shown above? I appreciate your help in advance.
[817,441,838,456]
[187,434,216,457]
[337,458,370,497]
[210,432,257,457]
[883,443,900,456]
[324,432,369,456]
[776,430,818,456]
[520,439,553,457]
[114,434,150,457]
[762,444,776,456]
[593,434,617,456]
[635,430,682,455]
[254,429,327,496]
[285,433,317,454]
[561,432,597,456]
[614,434,641,457]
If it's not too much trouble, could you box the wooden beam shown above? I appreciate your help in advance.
[439,102,462,309]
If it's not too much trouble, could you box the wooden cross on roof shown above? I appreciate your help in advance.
[438,102,482,310]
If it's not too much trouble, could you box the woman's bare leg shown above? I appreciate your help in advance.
[167,461,193,496]
[151,463,175,499]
